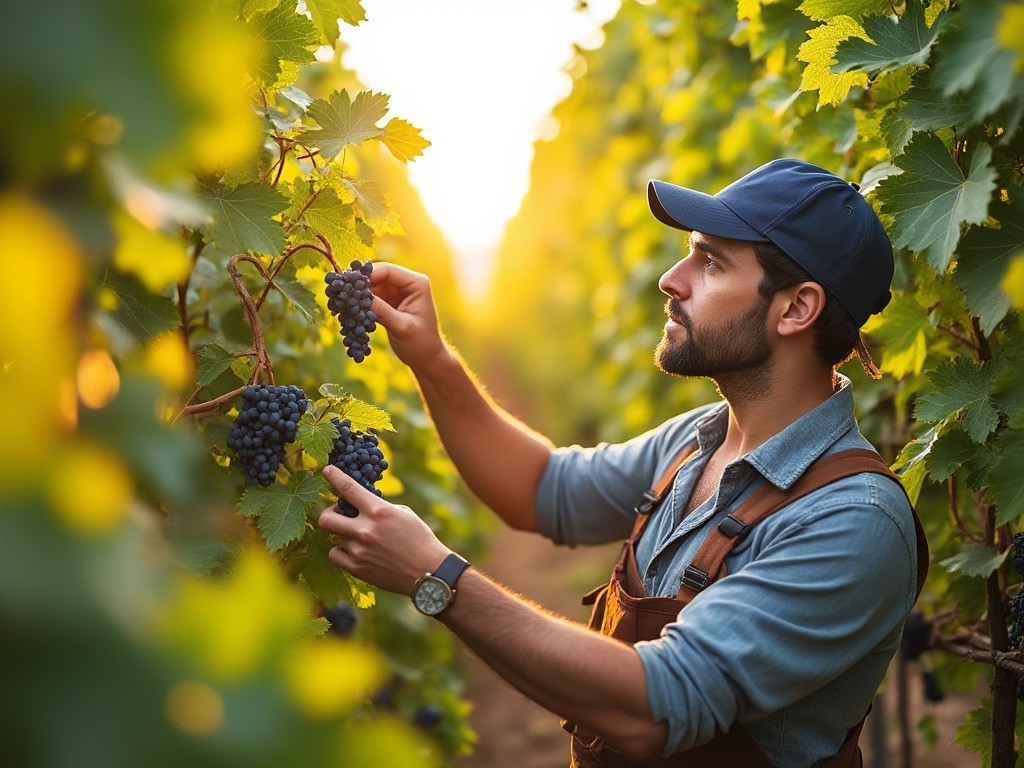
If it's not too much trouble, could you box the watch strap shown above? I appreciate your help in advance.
[432,552,470,589]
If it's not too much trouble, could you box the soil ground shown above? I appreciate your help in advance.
[451,526,982,768]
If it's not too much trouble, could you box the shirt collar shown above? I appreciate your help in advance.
[690,375,859,491]
[744,374,858,489]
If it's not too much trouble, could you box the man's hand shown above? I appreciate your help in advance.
[318,465,451,596]
[369,263,448,372]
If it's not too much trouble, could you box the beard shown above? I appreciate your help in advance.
[655,296,773,381]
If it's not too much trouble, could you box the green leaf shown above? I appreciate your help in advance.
[797,0,887,22]
[296,417,338,465]
[101,270,180,342]
[290,186,374,263]
[954,700,992,763]
[833,0,953,75]
[875,134,996,272]
[879,106,913,156]
[318,383,347,403]
[272,275,322,323]
[337,177,403,235]
[914,357,998,443]
[952,197,1024,335]
[939,542,1008,577]
[298,90,389,158]
[199,182,289,257]
[247,2,318,86]
[986,429,1024,524]
[797,16,871,107]
[338,396,395,433]
[195,343,237,387]
[380,118,431,163]
[898,79,974,136]
[925,425,976,482]
[301,527,348,606]
[230,356,257,382]
[238,473,331,551]
[862,293,931,377]
[932,1,1024,132]
[892,426,937,505]
[305,0,366,45]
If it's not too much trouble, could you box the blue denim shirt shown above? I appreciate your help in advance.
[535,377,918,766]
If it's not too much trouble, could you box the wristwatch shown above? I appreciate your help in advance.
[411,553,470,616]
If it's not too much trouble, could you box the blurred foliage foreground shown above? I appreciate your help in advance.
[0,0,484,765]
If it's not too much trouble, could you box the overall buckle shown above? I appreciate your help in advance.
[681,565,710,591]
[634,490,659,515]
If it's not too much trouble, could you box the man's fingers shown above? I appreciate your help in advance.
[322,465,379,513]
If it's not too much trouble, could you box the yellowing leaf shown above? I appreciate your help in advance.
[1002,253,1024,308]
[380,117,431,163]
[282,640,383,718]
[77,347,121,410]
[145,331,194,391]
[0,195,80,489]
[163,546,313,681]
[47,444,134,535]
[113,210,191,293]
[998,2,1024,73]
[798,16,871,107]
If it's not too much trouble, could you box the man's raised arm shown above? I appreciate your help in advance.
[369,262,553,531]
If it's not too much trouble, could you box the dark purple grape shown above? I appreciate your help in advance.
[328,418,387,516]
[226,384,307,486]
[325,260,377,363]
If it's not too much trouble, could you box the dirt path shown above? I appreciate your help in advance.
[451,525,981,768]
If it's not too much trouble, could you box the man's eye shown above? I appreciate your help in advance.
[703,256,718,270]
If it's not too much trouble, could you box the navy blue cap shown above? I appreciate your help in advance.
[648,159,893,327]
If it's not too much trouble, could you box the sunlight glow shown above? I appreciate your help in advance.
[340,0,619,294]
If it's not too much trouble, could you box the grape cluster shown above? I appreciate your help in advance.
[227,384,307,486]
[325,260,377,363]
[328,418,388,517]
[323,602,358,638]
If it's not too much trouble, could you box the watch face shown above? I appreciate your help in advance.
[413,577,452,615]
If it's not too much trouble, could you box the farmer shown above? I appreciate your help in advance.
[319,159,927,767]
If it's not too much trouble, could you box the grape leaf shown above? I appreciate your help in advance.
[875,134,996,272]
[305,0,366,45]
[272,275,322,323]
[797,16,871,107]
[380,118,431,163]
[898,79,973,135]
[833,0,953,75]
[238,473,331,551]
[879,107,913,156]
[247,2,318,87]
[301,526,348,606]
[925,425,976,482]
[987,428,1024,524]
[939,542,1008,577]
[932,0,1024,132]
[296,418,338,465]
[289,186,374,262]
[891,425,937,506]
[101,270,180,343]
[195,343,236,387]
[298,90,389,158]
[914,357,998,442]
[952,197,1024,335]
[318,383,347,402]
[861,292,931,377]
[336,177,403,236]
[797,0,886,22]
[338,396,395,433]
[230,356,257,382]
[199,182,289,257]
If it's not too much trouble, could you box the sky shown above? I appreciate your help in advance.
[339,0,620,295]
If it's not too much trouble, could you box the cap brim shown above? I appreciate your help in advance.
[648,180,767,242]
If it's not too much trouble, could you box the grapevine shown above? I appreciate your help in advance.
[325,260,377,363]
[328,418,388,517]
[227,384,308,486]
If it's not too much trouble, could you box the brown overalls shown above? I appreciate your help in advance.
[564,447,929,768]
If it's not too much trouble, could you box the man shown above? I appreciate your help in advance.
[318,159,926,767]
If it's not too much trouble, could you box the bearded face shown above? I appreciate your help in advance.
[655,294,773,380]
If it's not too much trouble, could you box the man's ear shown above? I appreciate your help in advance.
[776,282,825,337]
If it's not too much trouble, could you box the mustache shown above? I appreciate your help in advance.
[666,299,689,326]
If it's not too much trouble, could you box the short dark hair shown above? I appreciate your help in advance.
[752,241,879,377]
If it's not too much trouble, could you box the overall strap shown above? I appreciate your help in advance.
[629,443,700,544]
[678,448,928,600]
